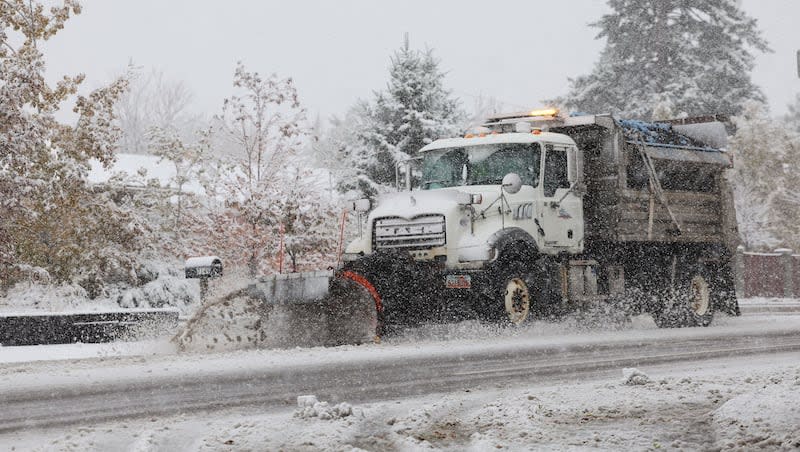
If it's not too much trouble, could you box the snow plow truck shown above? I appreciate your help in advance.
[242,110,740,344]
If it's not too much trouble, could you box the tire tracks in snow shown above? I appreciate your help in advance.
[1,327,800,433]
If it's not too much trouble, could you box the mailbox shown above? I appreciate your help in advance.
[185,256,223,279]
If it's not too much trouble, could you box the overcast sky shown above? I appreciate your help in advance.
[42,0,799,123]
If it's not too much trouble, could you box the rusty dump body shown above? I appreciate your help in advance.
[483,113,739,251]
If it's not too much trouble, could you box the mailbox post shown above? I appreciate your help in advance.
[185,256,223,300]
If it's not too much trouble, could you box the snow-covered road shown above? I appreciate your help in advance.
[1,314,799,443]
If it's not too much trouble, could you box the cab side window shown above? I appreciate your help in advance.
[544,145,570,197]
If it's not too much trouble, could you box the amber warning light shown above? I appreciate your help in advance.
[528,108,559,117]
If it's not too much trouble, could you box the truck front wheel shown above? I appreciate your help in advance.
[478,258,537,326]
[503,276,531,325]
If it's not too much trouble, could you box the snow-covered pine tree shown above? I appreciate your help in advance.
[564,0,770,119]
[1,1,148,296]
[311,103,378,199]
[771,101,800,251]
[358,37,465,196]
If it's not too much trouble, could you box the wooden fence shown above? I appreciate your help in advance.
[736,248,800,298]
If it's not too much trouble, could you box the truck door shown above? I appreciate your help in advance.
[539,144,584,251]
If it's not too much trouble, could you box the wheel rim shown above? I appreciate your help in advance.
[689,275,710,316]
[504,278,530,325]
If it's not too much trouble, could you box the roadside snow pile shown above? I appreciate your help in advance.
[713,380,800,450]
[622,367,651,385]
[114,261,198,314]
[0,260,199,315]
[0,281,119,313]
[295,395,355,420]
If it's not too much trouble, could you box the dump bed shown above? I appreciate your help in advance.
[484,114,739,251]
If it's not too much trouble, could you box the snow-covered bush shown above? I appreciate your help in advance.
[0,1,150,297]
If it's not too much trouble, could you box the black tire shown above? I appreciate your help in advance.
[501,268,534,325]
[482,260,535,325]
[708,264,739,316]
[655,270,714,328]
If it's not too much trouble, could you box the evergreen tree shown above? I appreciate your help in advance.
[564,0,770,119]
[312,103,380,199]
[358,38,465,195]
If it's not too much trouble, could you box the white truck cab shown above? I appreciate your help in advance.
[344,129,585,270]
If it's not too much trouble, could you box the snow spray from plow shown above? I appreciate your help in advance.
[173,271,381,351]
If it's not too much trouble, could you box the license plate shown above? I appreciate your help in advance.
[445,274,471,289]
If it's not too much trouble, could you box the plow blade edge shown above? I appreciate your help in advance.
[247,271,381,346]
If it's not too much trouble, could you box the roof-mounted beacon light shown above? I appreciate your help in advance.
[528,108,559,118]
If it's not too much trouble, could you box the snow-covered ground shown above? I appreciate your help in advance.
[2,352,798,451]
[0,339,175,365]
[1,304,799,451]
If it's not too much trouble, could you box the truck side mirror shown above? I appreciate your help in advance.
[502,173,522,194]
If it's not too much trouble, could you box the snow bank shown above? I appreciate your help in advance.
[295,395,355,420]
[0,259,200,316]
[0,281,119,313]
[622,367,650,385]
[0,339,175,364]
[713,380,800,449]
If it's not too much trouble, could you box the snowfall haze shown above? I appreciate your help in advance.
[42,0,799,120]
[4,1,800,450]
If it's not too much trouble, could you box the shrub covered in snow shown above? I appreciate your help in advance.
[0,259,200,314]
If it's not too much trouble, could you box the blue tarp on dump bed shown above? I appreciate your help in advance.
[617,119,715,150]
[617,119,730,165]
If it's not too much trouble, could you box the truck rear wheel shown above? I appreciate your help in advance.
[655,271,714,328]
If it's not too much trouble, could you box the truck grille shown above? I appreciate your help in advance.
[373,215,446,250]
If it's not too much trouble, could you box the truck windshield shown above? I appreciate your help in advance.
[420,143,541,190]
